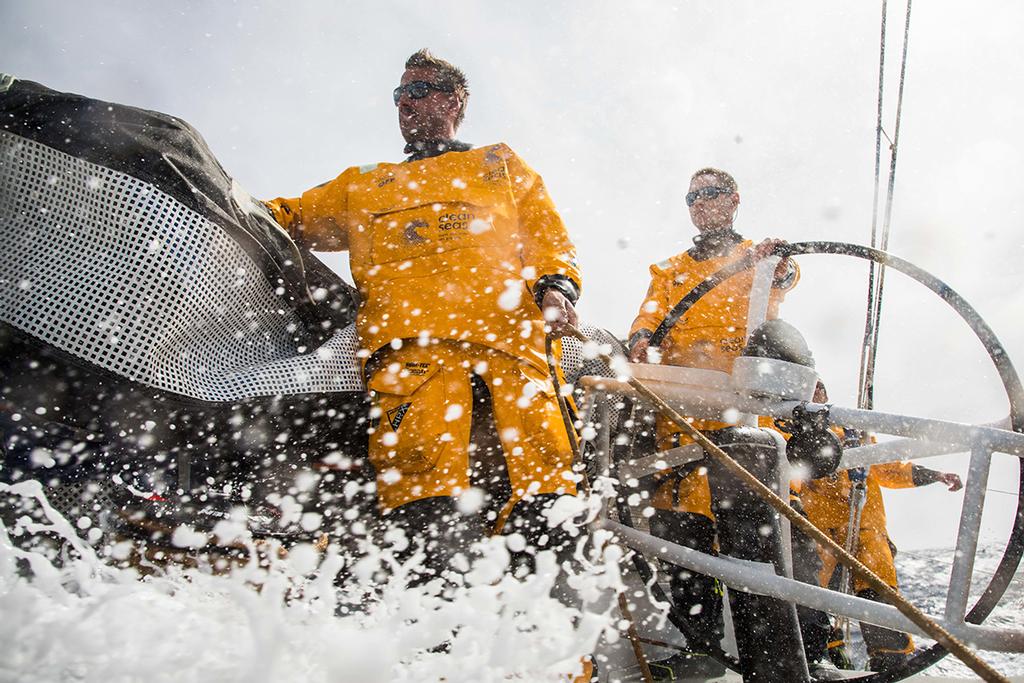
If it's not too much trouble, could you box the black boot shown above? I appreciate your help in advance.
[825,627,854,670]
[648,650,726,681]
[857,589,914,672]
[384,496,489,587]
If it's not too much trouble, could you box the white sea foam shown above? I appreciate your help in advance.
[0,481,619,683]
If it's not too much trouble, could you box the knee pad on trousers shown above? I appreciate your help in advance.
[704,427,786,566]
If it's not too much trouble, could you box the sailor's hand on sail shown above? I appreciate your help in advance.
[542,288,578,338]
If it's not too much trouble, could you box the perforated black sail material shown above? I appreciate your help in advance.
[0,77,328,328]
[0,78,363,402]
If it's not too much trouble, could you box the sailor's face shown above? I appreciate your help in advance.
[688,173,739,232]
[396,66,461,143]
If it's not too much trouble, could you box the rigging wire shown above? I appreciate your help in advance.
[846,0,915,646]
[857,0,914,412]
[856,0,889,412]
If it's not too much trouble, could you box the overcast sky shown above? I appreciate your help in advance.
[3,0,1023,551]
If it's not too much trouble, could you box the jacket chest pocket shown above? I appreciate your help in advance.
[356,180,514,265]
[368,204,504,265]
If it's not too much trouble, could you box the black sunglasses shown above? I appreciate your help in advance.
[685,186,734,206]
[393,80,454,105]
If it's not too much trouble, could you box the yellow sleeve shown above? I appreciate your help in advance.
[871,461,916,489]
[265,167,358,252]
[502,147,582,298]
[629,263,670,344]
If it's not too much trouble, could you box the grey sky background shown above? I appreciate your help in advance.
[3,0,1022,551]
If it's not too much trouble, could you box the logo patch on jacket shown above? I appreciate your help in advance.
[404,219,430,243]
[388,402,412,430]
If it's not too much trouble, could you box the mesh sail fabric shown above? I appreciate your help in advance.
[0,76,337,333]
[559,324,622,384]
[560,324,625,432]
[0,124,616,405]
[0,130,363,401]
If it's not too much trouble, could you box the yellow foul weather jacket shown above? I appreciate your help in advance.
[629,237,797,376]
[627,234,798,514]
[267,143,581,373]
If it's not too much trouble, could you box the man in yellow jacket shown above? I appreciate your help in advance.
[266,50,583,596]
[799,401,963,672]
[626,167,799,670]
[629,167,798,454]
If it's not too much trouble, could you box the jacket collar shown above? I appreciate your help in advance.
[404,139,473,162]
[688,228,744,261]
